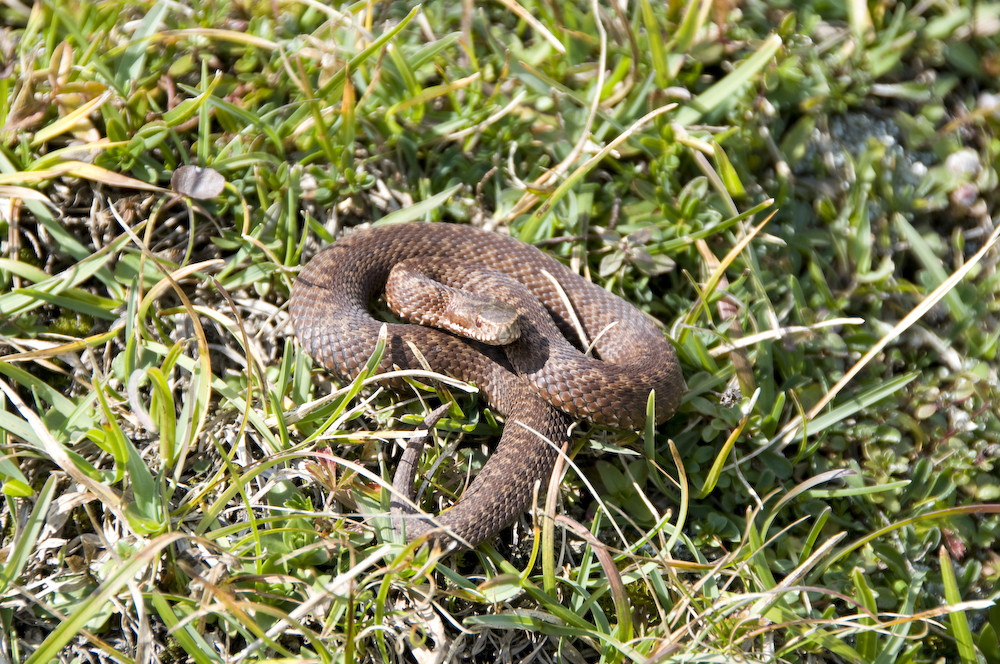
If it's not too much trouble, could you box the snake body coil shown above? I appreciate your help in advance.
[289,222,684,546]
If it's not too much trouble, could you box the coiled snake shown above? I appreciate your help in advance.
[289,222,684,547]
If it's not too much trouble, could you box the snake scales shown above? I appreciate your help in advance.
[288,222,684,546]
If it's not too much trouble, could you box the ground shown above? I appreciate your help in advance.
[1,1,999,663]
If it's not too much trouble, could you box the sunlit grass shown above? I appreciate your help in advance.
[1,0,998,662]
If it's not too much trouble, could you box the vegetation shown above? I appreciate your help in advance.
[1,0,998,662]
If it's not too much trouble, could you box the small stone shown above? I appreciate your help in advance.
[944,149,981,179]
[950,182,979,209]
[977,92,1000,114]
[171,165,226,199]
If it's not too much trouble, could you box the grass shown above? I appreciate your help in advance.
[1,0,999,662]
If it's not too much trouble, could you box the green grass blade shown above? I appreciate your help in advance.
[894,213,970,322]
[673,34,782,126]
[151,593,223,664]
[374,184,462,226]
[0,475,56,593]
[782,371,920,447]
[114,0,168,88]
[23,533,186,664]
[851,568,878,660]
[939,546,979,663]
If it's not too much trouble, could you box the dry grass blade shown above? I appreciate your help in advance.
[494,0,566,54]
[710,318,866,356]
[513,103,677,235]
[0,161,167,191]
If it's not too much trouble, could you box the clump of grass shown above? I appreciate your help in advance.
[1,1,998,662]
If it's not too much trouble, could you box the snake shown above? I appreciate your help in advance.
[288,222,684,547]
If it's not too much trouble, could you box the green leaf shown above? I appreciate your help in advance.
[151,593,223,664]
[95,380,164,534]
[373,185,462,227]
[0,475,56,593]
[894,213,970,323]
[24,533,186,664]
[162,73,223,126]
[939,546,979,663]
[674,34,782,126]
[785,371,920,446]
[115,0,169,88]
[851,568,878,660]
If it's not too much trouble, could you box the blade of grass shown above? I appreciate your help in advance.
[699,389,758,497]
[151,593,223,664]
[114,0,168,88]
[31,91,111,146]
[23,533,186,664]
[894,212,969,322]
[939,546,979,663]
[373,184,462,226]
[0,160,166,192]
[0,475,56,593]
[641,0,670,87]
[673,34,782,126]
[852,568,878,660]
[815,504,1000,579]
[519,103,676,240]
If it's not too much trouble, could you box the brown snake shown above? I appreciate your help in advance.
[288,222,684,547]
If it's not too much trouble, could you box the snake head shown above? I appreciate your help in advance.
[447,298,520,345]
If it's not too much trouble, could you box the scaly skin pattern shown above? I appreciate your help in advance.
[288,222,684,546]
